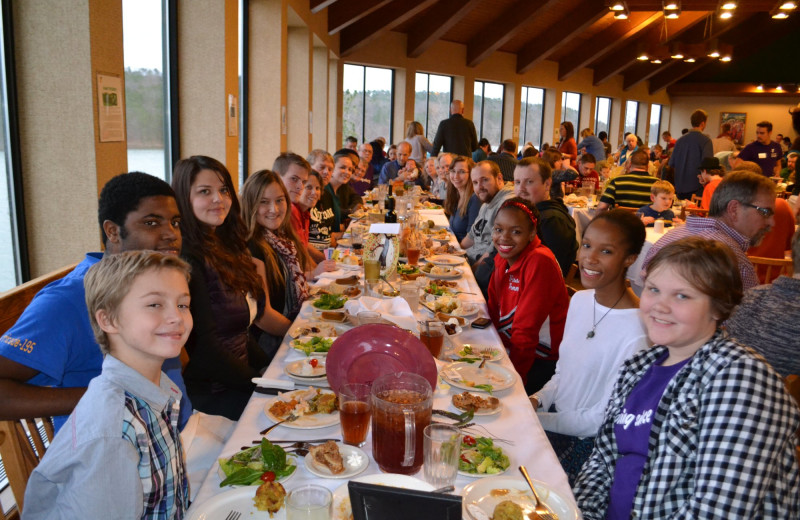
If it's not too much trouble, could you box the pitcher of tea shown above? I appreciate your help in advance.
[371,372,432,474]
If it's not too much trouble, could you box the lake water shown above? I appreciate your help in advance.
[0,149,167,291]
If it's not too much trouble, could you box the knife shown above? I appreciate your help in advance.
[253,387,284,395]
[257,438,342,444]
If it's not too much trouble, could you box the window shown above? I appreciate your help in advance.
[624,100,639,136]
[648,104,662,147]
[0,0,26,290]
[414,73,452,139]
[123,0,175,181]
[561,91,581,130]
[473,80,504,150]
[594,97,612,137]
[343,64,393,145]
[519,86,544,149]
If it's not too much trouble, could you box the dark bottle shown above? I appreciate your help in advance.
[384,185,397,223]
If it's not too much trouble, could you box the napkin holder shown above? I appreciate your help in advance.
[348,481,462,520]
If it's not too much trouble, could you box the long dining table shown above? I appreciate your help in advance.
[188,208,579,518]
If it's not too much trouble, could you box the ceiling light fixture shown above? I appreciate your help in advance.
[609,1,626,11]
[779,1,797,9]
[684,58,696,62]
[720,55,732,62]
[772,10,789,18]
[776,85,784,92]
[651,59,662,64]
[663,0,681,18]
[757,84,764,91]
[719,10,733,18]
[613,6,630,19]
[721,1,737,8]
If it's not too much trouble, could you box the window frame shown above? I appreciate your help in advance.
[1,0,29,284]
[560,91,582,130]
[165,0,180,177]
[343,63,395,145]
[473,79,505,147]
[519,85,545,149]
[414,72,453,139]
[594,96,612,136]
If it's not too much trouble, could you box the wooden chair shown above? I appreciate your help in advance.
[748,256,793,283]
[615,206,639,214]
[564,263,579,298]
[679,206,708,219]
[0,418,55,512]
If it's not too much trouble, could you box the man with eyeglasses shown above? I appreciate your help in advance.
[641,170,777,291]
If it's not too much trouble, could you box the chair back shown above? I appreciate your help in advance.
[0,418,55,511]
[615,206,639,214]
[748,256,793,284]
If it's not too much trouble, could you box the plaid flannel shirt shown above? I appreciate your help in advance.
[574,331,800,519]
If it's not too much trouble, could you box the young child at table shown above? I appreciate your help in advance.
[636,180,680,227]
[24,251,191,519]
[488,197,569,394]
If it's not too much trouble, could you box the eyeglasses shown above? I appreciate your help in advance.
[740,201,774,218]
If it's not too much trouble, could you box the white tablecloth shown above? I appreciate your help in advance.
[188,212,578,517]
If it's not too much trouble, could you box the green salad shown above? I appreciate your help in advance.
[397,263,420,275]
[459,436,510,475]
[218,438,296,487]
[312,293,347,310]
[291,336,334,356]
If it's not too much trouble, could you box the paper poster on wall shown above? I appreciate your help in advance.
[97,73,125,142]
[228,94,238,137]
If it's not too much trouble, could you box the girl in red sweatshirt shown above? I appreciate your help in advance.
[488,198,569,394]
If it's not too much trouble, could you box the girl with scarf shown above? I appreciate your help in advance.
[241,170,311,359]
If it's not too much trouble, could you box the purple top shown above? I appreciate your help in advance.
[606,353,690,520]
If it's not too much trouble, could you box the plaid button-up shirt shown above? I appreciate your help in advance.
[574,331,800,519]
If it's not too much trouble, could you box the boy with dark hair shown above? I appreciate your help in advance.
[24,251,191,519]
[0,172,191,432]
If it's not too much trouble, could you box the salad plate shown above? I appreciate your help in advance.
[450,344,505,362]
[426,254,465,266]
[187,487,287,520]
[458,436,511,478]
[424,267,463,280]
[289,336,335,356]
[303,443,369,479]
[440,362,516,393]
[284,357,326,378]
[216,439,298,487]
[332,474,434,520]
[462,476,579,520]
[263,388,340,429]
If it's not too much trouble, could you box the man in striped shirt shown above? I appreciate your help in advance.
[597,150,656,211]
[641,170,776,291]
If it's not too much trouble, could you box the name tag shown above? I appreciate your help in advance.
[758,152,767,159]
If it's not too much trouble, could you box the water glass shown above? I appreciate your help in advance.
[400,282,419,313]
[423,424,460,488]
[357,311,382,325]
[339,383,371,447]
[286,485,332,520]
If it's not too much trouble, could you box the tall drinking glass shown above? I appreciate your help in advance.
[286,485,332,520]
[423,424,460,488]
[339,383,371,447]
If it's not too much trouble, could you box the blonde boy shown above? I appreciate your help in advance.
[637,180,679,227]
[24,251,192,519]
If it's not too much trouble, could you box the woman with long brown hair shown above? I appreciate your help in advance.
[172,155,267,420]
[444,155,480,242]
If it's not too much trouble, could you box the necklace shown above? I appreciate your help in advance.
[587,290,627,339]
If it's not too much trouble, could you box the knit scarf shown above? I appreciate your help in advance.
[263,229,308,316]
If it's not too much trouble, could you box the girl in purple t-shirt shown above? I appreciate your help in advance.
[574,237,800,520]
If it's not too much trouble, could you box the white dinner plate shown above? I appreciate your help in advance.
[303,443,369,479]
[462,475,579,520]
[420,298,480,319]
[263,389,340,429]
[449,344,505,362]
[332,474,435,520]
[440,362,516,393]
[215,455,297,486]
[187,486,287,519]
[285,358,326,378]
[284,372,330,387]
[423,267,463,280]
[426,254,465,266]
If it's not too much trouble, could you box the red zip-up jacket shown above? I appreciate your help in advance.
[488,237,569,383]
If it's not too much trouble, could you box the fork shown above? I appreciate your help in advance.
[259,414,298,436]
[225,511,241,520]
[519,465,558,520]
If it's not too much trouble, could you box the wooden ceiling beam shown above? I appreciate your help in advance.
[622,13,752,91]
[407,0,482,58]
[516,0,608,74]
[668,83,800,97]
[591,11,707,86]
[328,0,392,35]
[339,0,439,57]
[648,60,710,94]
[557,12,662,81]
[310,0,337,14]
[465,0,560,68]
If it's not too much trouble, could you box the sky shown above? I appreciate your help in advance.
[122,0,163,71]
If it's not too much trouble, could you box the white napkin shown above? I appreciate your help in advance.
[180,412,235,500]
[251,377,295,390]
[344,296,417,330]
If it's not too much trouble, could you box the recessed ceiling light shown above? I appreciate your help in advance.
[665,12,680,18]
[772,11,789,18]
[721,1,737,8]
[664,2,679,9]
[780,1,796,9]
[719,11,733,18]
[756,84,764,91]
[685,58,696,62]
[671,53,684,59]
[720,55,731,62]
[651,59,662,64]
[776,85,784,91]
[609,1,625,10]
[708,51,720,58]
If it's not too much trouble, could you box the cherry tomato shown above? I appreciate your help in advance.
[463,435,477,446]
[260,471,276,482]
[461,454,471,464]
[309,358,319,368]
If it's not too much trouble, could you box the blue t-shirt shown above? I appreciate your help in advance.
[0,253,192,432]
[606,353,690,520]
[449,193,481,242]
[576,135,606,161]
[738,140,783,176]
[636,205,675,226]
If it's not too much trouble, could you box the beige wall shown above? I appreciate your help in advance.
[669,96,799,145]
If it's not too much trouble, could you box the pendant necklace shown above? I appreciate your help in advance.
[587,290,626,339]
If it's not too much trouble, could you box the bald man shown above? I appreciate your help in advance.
[431,99,479,157]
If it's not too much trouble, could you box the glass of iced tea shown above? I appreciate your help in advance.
[419,320,445,359]
[339,383,371,447]
[364,259,381,283]
[371,372,432,474]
